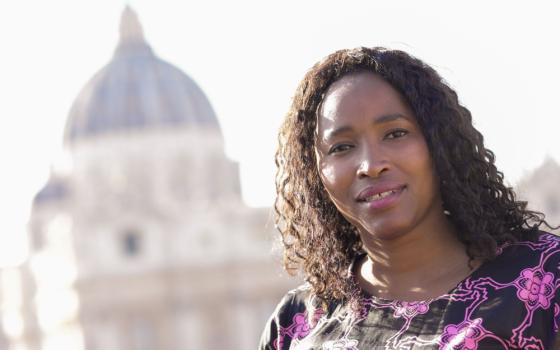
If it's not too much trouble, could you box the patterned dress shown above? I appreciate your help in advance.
[259,232,560,349]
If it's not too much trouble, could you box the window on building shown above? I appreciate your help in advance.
[122,230,142,257]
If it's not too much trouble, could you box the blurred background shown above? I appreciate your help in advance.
[0,1,559,349]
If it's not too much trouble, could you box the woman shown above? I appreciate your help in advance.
[259,47,560,349]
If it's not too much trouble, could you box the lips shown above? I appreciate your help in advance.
[357,184,406,202]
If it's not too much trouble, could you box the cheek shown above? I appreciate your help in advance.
[402,141,435,180]
[317,160,356,217]
[318,161,337,186]
[409,150,440,198]
[419,151,438,185]
[317,159,352,200]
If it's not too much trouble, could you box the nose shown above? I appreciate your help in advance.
[356,148,389,179]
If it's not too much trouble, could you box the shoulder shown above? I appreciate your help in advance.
[467,231,560,308]
[483,231,560,313]
[258,284,326,350]
[496,230,560,264]
[271,284,315,323]
[494,232,560,344]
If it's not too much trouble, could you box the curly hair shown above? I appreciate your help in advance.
[274,46,553,305]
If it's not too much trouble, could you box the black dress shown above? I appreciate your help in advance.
[259,232,560,349]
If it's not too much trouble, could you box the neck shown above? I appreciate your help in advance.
[357,213,473,299]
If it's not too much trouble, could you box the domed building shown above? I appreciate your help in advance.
[9,7,295,350]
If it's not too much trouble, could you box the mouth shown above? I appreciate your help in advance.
[357,185,406,203]
[357,185,406,211]
[361,188,401,202]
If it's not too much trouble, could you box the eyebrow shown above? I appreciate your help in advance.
[322,113,410,141]
[374,113,409,125]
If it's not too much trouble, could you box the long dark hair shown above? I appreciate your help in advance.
[274,47,552,304]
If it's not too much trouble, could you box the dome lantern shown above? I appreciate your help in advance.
[119,6,145,46]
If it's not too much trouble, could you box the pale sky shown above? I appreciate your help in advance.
[1,0,559,266]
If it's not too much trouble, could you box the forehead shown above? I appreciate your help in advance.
[318,72,414,129]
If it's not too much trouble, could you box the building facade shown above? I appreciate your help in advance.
[1,7,296,350]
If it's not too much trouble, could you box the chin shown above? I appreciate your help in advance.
[357,220,410,242]
[370,228,408,241]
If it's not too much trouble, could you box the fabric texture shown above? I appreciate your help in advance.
[259,231,560,349]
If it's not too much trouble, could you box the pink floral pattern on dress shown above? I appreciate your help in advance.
[514,268,555,309]
[394,301,430,318]
[275,308,325,349]
[439,318,486,350]
[264,233,560,350]
[292,313,311,337]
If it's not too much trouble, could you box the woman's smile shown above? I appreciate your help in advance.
[356,183,406,211]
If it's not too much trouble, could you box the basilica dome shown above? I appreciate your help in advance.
[64,7,220,144]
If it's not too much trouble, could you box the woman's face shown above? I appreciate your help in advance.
[314,72,443,241]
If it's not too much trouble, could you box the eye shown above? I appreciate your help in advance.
[328,143,353,155]
[385,129,409,140]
